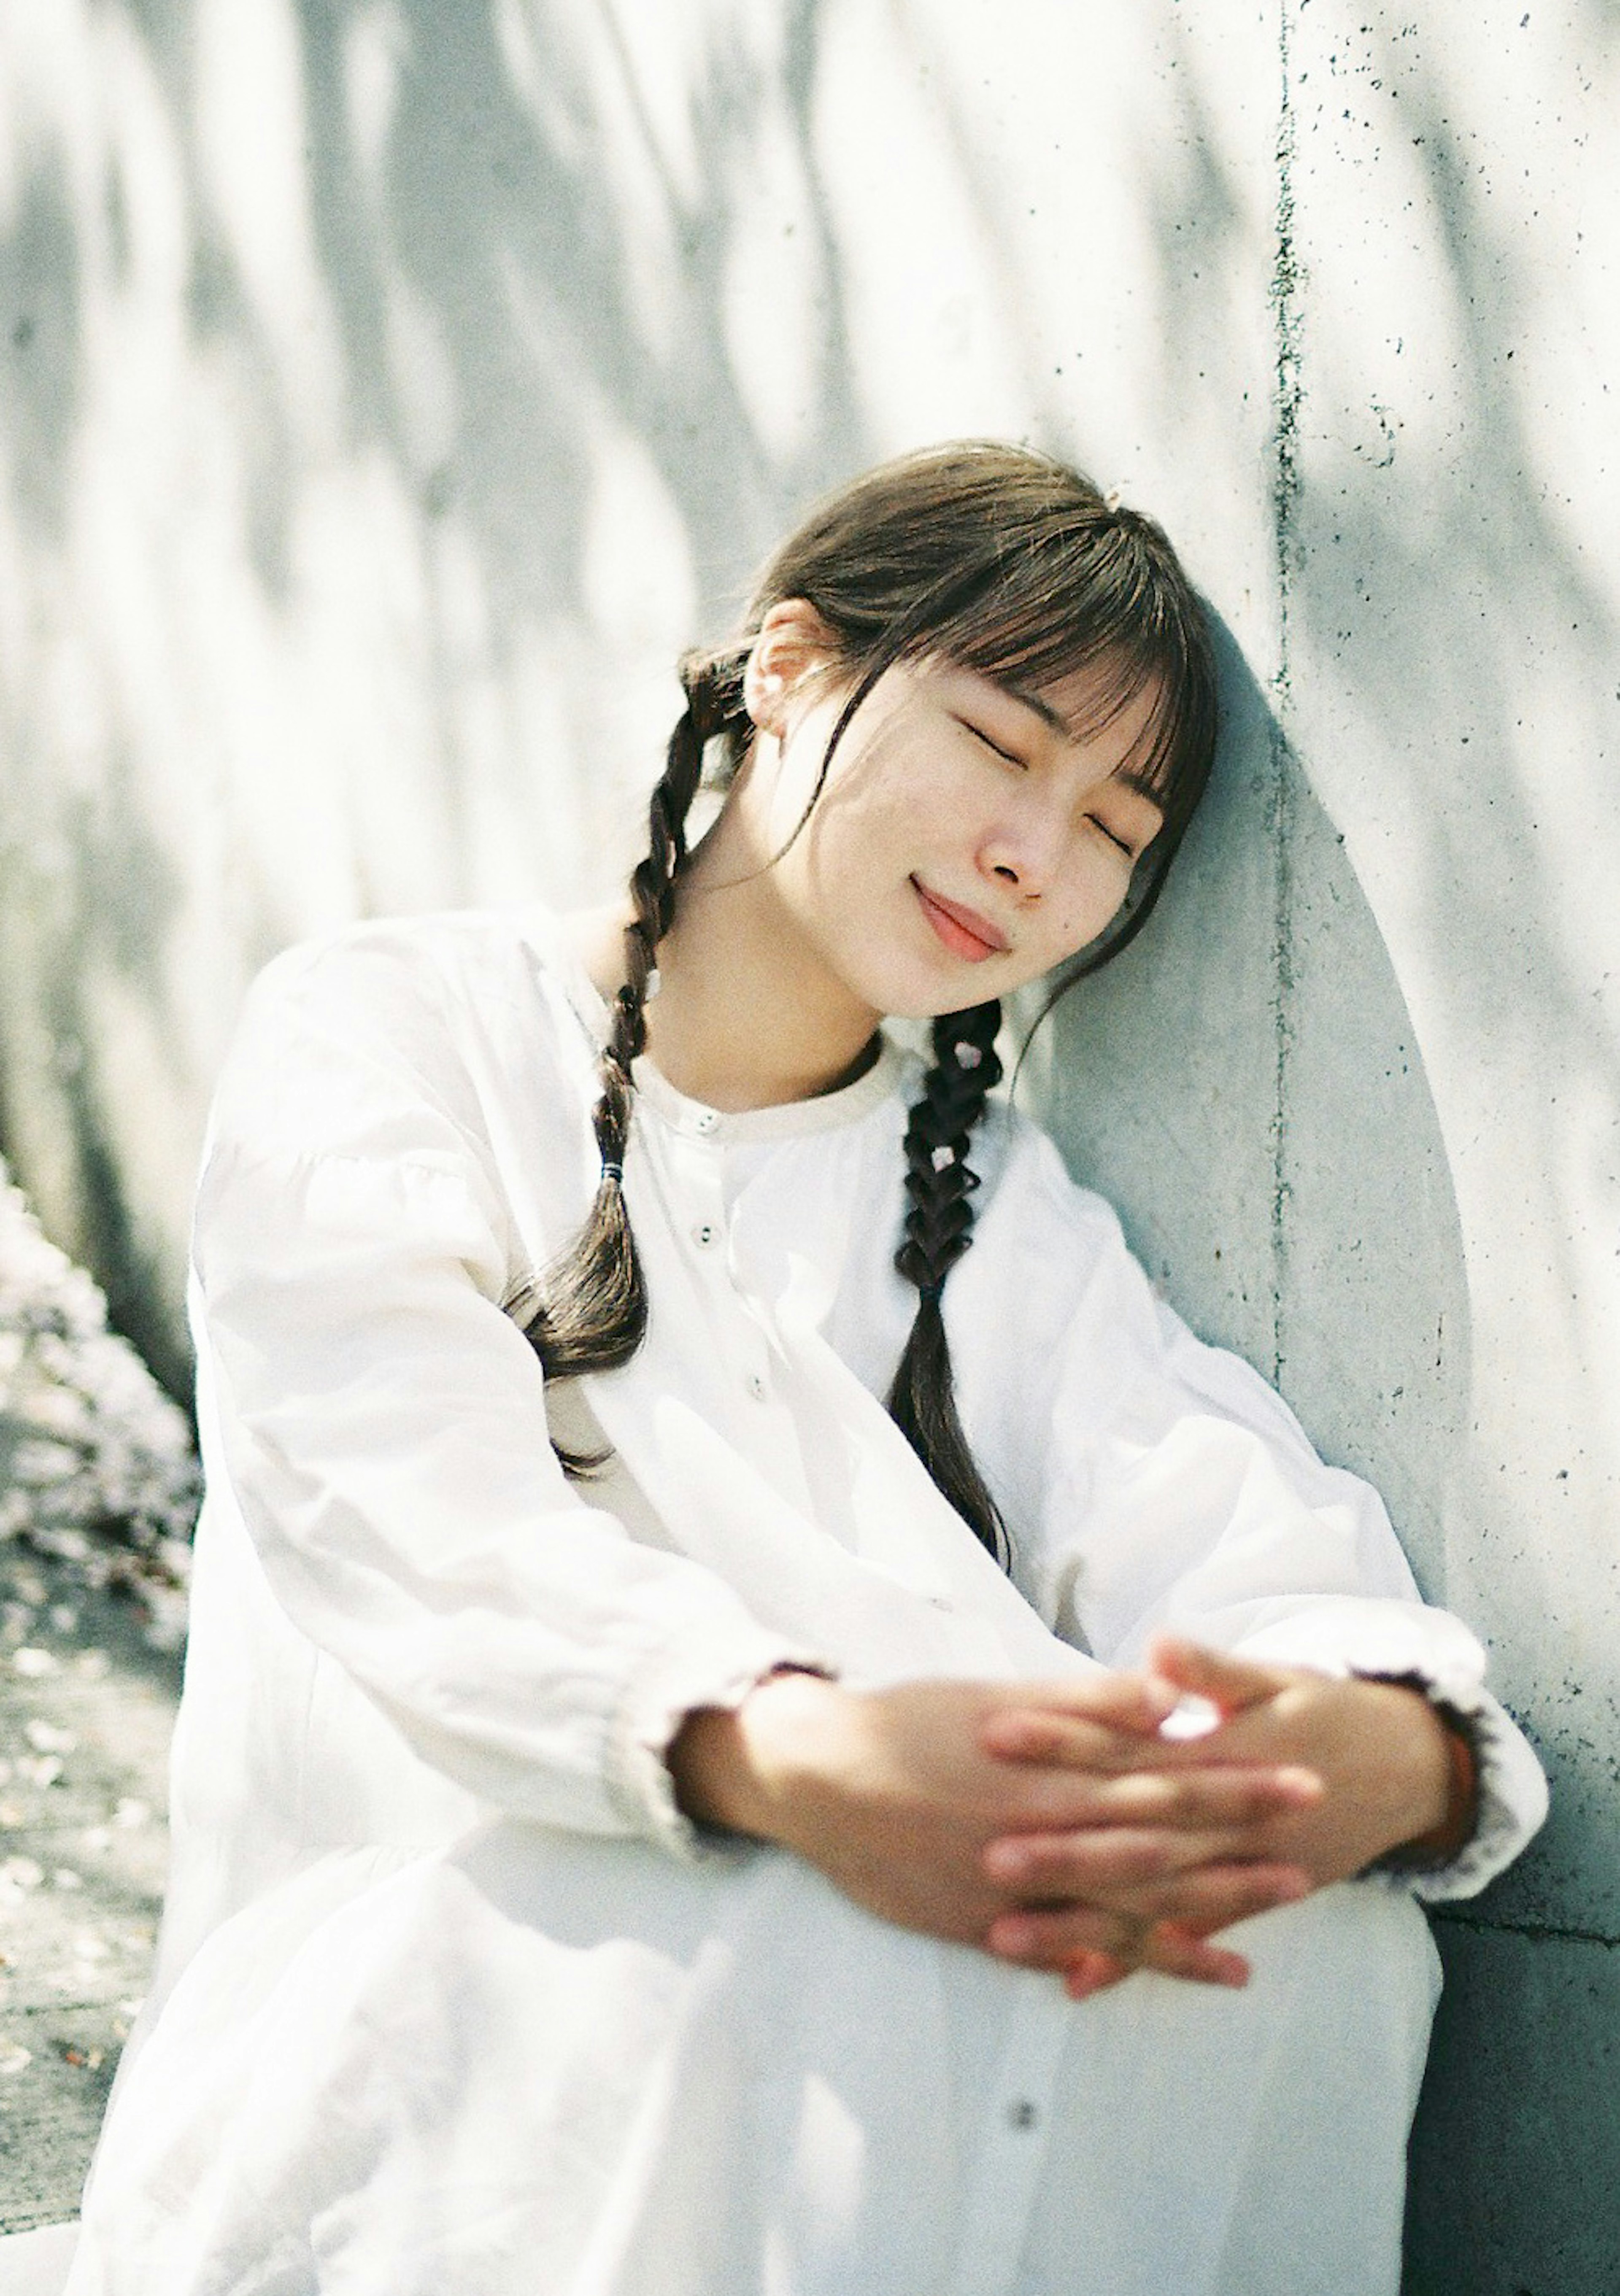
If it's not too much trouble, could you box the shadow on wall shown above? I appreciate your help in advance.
[1286,12,1620,1948]
[0,0,872,1388]
[1024,618,1473,1611]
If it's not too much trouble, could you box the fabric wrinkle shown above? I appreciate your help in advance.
[62,907,1547,2296]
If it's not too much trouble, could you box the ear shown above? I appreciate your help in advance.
[742,598,841,737]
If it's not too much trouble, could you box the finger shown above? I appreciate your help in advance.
[980,1671,1178,1756]
[982,1708,1156,1768]
[1147,1637,1293,1716]
[1125,1861,1314,1932]
[987,1825,1199,1893]
[1135,1922,1253,1988]
[1066,1929,1250,1992]
[988,1864,1311,1965]
[984,1696,1252,1773]
[986,1869,1301,1969]
[985,1803,1315,1893]
[1063,1949,1134,1999]
[1087,1761,1323,1826]
[987,1906,1147,1968]
[987,1824,1210,1891]
[987,1760,1321,1852]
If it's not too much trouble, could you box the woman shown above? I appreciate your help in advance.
[68,443,1546,2295]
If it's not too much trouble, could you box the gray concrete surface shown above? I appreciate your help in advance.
[1408,1915,1620,2294]
[1,1,1615,2282]
[0,1553,178,2234]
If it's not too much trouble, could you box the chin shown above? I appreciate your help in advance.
[844,922,1022,1023]
[869,966,1014,1023]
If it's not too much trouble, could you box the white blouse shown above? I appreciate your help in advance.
[70,906,1547,2296]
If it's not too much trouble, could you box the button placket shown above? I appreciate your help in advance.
[715,1180,786,1412]
[946,1985,1069,2296]
[665,1129,776,1413]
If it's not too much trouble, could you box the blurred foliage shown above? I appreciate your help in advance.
[0,1160,195,1649]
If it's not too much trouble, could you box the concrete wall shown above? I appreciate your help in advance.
[2,1,1616,2281]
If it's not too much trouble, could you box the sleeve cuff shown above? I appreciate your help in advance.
[602,1616,837,1861]
[1392,1688,1550,1902]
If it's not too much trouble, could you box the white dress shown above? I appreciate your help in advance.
[65,908,1547,2296]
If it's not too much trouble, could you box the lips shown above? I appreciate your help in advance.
[911,878,1010,963]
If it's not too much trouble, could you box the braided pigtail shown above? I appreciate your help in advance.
[519,655,744,1430]
[887,999,1008,1563]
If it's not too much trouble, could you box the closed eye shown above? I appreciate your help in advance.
[958,718,1025,768]
[1090,815,1138,861]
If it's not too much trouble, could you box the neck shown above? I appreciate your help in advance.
[575,787,882,1114]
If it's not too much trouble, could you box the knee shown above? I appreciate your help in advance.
[1237,1878,1442,2047]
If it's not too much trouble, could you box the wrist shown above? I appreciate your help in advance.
[666,1667,842,1843]
[1360,1675,1479,1869]
[1385,1705,1479,1868]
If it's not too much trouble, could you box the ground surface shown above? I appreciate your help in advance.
[0,1549,181,2234]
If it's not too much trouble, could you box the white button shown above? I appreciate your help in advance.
[692,1222,718,1249]
[694,1110,719,1136]
[1006,2098,1039,2132]
[745,1372,767,1402]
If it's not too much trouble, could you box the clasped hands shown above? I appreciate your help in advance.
[667,1637,1460,1998]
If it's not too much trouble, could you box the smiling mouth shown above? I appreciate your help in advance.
[911,878,1010,962]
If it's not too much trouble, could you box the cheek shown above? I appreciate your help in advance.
[1044,859,1134,958]
[775,798,899,953]
[799,766,923,881]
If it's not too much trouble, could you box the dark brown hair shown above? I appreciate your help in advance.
[521,442,1217,1560]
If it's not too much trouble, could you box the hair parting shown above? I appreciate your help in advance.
[516,441,1218,1562]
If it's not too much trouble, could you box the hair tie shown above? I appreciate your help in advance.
[600,1160,624,1185]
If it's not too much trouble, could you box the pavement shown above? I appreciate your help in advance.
[0,1546,181,2234]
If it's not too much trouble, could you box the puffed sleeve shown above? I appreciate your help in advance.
[191,926,823,1855]
[992,1131,1548,1900]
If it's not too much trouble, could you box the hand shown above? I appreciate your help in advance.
[978,1637,1455,1994]
[667,1668,1317,1983]
[1143,1639,1457,1884]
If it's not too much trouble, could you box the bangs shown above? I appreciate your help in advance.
[918,522,1212,836]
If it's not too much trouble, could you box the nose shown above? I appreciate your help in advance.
[977,802,1063,901]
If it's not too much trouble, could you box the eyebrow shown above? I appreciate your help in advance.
[998,682,1068,736]
[996,681,1167,808]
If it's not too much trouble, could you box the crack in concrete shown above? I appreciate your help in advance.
[1268,0,1303,1389]
[1431,1908,1620,1952]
